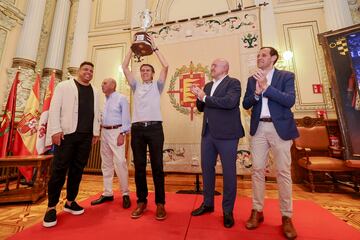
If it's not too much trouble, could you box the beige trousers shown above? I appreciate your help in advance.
[100,128,129,196]
[250,122,293,217]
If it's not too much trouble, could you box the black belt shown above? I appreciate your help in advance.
[101,124,122,129]
[132,121,162,127]
[259,118,272,122]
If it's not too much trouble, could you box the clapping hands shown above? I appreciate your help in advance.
[253,69,268,93]
[190,85,205,101]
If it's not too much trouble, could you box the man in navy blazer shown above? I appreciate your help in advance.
[243,47,298,239]
[190,58,244,228]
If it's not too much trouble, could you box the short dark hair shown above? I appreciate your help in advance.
[79,61,94,69]
[260,47,279,65]
[140,64,155,73]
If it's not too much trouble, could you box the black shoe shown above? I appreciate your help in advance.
[191,203,214,216]
[43,209,57,228]
[91,195,114,205]
[122,195,131,209]
[64,201,84,215]
[19,179,34,187]
[223,211,234,228]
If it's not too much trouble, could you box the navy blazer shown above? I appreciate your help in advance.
[196,76,245,140]
[242,69,299,140]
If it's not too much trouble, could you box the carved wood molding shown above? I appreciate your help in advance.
[295,116,325,127]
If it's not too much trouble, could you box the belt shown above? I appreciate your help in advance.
[132,121,162,127]
[259,118,272,122]
[101,124,122,129]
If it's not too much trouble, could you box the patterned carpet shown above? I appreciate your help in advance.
[0,175,359,239]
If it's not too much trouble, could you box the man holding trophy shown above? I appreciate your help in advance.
[122,10,169,220]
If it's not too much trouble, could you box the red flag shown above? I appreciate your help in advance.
[13,73,41,181]
[35,71,55,154]
[0,71,20,157]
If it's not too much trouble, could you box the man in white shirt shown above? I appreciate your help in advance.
[91,78,131,209]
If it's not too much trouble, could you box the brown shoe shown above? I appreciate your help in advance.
[245,209,264,230]
[282,216,297,239]
[155,203,167,220]
[131,202,147,219]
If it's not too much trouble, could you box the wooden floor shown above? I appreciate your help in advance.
[1,173,360,239]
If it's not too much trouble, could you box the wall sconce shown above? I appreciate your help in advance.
[283,50,293,61]
[276,50,294,71]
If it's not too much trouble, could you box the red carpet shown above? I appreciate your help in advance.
[9,193,360,240]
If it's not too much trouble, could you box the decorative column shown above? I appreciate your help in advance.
[12,0,46,70]
[5,0,45,112]
[68,0,92,76]
[323,0,353,31]
[0,1,23,108]
[255,0,279,49]
[43,0,71,79]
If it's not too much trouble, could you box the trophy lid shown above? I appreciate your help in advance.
[139,9,153,31]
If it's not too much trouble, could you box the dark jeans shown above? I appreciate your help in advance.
[47,132,93,207]
[131,123,165,204]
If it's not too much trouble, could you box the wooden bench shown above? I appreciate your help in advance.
[346,160,360,169]
[0,155,53,203]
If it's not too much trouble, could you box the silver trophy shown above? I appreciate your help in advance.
[131,9,153,62]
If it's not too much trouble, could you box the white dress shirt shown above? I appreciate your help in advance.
[203,75,227,102]
[260,68,275,118]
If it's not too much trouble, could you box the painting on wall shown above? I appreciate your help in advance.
[318,24,360,159]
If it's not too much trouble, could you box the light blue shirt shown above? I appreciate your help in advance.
[102,92,131,133]
[130,80,164,123]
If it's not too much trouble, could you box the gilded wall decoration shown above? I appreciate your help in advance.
[348,0,360,24]
[0,1,24,31]
[148,11,258,43]
[150,0,237,23]
[0,0,24,64]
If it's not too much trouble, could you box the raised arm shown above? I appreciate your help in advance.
[150,36,169,84]
[122,49,136,86]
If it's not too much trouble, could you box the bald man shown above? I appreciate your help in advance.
[91,78,131,209]
[190,59,244,228]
